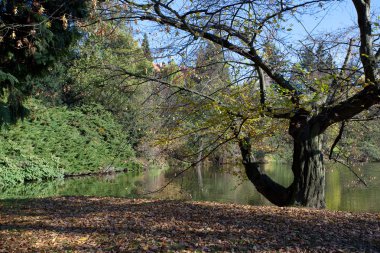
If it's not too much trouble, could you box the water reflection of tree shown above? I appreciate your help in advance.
[2,163,379,212]
[330,163,380,212]
[325,168,342,211]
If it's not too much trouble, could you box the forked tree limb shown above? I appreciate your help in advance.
[329,121,345,160]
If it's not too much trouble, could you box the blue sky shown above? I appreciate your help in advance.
[291,0,380,37]
[135,0,380,64]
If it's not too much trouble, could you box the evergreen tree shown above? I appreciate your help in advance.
[299,43,334,72]
[0,0,90,122]
[141,33,153,61]
[194,41,231,93]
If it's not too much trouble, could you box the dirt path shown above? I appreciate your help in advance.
[0,197,379,252]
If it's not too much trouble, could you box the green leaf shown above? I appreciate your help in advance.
[0,70,19,85]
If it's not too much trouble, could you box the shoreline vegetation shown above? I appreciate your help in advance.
[63,165,142,179]
[0,100,138,189]
[0,197,379,252]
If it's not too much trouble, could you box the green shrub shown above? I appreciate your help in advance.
[0,99,136,188]
[0,154,62,188]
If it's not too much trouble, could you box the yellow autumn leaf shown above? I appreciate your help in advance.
[78,236,89,242]
[62,14,68,30]
[38,6,45,15]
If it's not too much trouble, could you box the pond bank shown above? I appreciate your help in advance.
[63,165,141,178]
[0,197,378,252]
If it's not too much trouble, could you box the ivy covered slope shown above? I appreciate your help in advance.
[0,99,137,188]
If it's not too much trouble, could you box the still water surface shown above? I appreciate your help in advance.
[1,162,379,212]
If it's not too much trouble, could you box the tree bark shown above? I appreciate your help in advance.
[240,119,326,208]
[289,127,325,208]
[239,137,293,207]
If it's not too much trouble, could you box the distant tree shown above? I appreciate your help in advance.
[196,42,229,81]
[298,43,334,78]
[68,25,153,147]
[164,41,233,163]
[141,33,153,61]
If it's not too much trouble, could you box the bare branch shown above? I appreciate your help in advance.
[329,157,368,187]
[121,0,300,99]
[329,121,345,159]
[326,38,354,105]
[352,0,378,83]
[313,85,380,133]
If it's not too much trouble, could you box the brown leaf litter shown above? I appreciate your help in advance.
[0,197,379,252]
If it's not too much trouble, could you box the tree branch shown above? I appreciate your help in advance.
[326,38,354,105]
[122,1,299,99]
[256,65,267,108]
[329,157,368,187]
[375,47,380,63]
[352,0,377,83]
[238,136,292,206]
[329,121,345,159]
[313,85,380,134]
[311,1,380,132]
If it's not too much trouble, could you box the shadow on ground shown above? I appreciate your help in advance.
[0,197,379,252]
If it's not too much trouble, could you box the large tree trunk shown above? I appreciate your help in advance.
[239,137,293,207]
[290,130,325,208]
[240,120,326,208]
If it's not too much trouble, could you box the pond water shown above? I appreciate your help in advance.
[1,162,379,212]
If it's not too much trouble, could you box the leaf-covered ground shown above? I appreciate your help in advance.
[0,197,379,252]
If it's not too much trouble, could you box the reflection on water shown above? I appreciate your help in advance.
[1,162,379,212]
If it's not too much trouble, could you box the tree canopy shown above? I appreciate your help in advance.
[0,0,91,121]
[100,0,380,208]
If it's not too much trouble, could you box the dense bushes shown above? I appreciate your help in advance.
[0,99,137,188]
